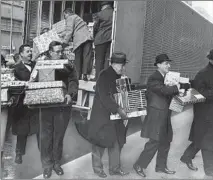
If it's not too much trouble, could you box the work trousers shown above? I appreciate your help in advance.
[95,41,111,80]
[201,149,213,175]
[135,139,170,169]
[92,139,122,172]
[40,107,70,168]
[180,142,200,163]
[74,40,93,79]
[16,134,39,155]
[1,108,8,151]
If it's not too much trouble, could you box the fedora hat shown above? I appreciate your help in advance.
[154,53,172,66]
[207,49,213,60]
[110,51,128,64]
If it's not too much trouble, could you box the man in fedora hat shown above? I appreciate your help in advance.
[93,1,113,80]
[133,53,180,177]
[87,51,129,178]
[180,49,213,177]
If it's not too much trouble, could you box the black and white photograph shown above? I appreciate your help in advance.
[1,0,213,179]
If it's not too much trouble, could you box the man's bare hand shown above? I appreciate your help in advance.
[65,94,72,105]
[117,108,128,120]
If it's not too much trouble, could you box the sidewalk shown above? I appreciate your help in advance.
[34,106,209,179]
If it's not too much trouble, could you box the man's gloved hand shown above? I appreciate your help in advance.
[117,108,128,120]
[180,83,191,91]
[65,94,72,105]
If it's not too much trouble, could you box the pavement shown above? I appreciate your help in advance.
[33,105,211,179]
[1,111,141,179]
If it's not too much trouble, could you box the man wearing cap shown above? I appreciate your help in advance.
[133,54,180,177]
[93,1,113,80]
[180,50,213,177]
[87,52,129,178]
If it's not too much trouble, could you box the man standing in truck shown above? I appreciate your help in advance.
[93,1,113,80]
[61,8,93,81]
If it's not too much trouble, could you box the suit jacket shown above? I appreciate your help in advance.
[62,14,93,51]
[11,61,39,135]
[14,61,35,81]
[141,70,179,142]
[93,7,113,46]
[189,63,213,151]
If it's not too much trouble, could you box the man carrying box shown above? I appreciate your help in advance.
[12,44,39,164]
[133,54,180,177]
[87,52,130,178]
[40,41,78,178]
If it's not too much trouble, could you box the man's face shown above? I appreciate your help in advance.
[209,59,213,65]
[64,13,69,20]
[49,45,63,60]
[113,63,126,75]
[157,61,171,74]
[20,46,32,61]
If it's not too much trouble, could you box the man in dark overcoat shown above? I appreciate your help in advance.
[93,1,113,80]
[12,44,39,164]
[39,41,78,179]
[87,52,130,178]
[133,54,180,177]
[181,50,213,177]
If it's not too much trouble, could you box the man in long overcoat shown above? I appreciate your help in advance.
[182,50,213,177]
[133,54,180,177]
[87,52,130,178]
[93,1,113,80]
[12,44,39,164]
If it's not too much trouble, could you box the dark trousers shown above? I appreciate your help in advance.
[16,134,39,155]
[180,142,200,163]
[92,139,122,172]
[95,42,111,80]
[74,40,93,79]
[135,139,170,169]
[40,107,70,168]
[201,149,213,175]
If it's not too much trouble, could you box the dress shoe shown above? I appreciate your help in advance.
[155,167,176,174]
[43,168,52,179]
[15,154,22,164]
[94,170,107,178]
[109,168,130,176]
[182,160,198,171]
[82,74,88,81]
[133,164,146,177]
[53,164,64,175]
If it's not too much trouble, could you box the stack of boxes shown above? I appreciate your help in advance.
[165,71,206,112]
[23,60,69,107]
[1,68,26,107]
[110,77,147,120]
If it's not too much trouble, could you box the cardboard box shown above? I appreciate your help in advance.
[169,98,184,112]
[38,69,55,82]
[1,88,8,102]
[24,88,65,105]
[52,20,66,34]
[33,29,62,54]
[164,71,180,86]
